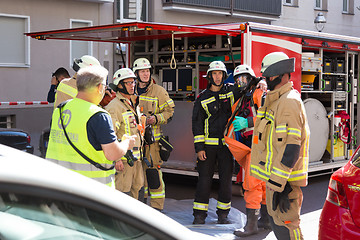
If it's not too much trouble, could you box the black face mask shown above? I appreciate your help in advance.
[266,75,282,91]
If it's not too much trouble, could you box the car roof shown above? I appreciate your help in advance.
[0,144,215,240]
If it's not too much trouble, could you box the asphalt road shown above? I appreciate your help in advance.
[163,173,331,240]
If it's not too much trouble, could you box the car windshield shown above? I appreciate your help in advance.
[0,192,156,240]
[352,148,360,167]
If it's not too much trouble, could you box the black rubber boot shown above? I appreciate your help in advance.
[193,214,206,224]
[258,204,271,230]
[234,208,259,237]
[217,213,231,224]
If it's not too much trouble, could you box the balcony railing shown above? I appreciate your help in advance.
[163,0,281,16]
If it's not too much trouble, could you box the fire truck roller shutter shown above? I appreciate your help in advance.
[304,98,329,162]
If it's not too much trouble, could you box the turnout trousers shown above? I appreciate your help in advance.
[193,145,233,217]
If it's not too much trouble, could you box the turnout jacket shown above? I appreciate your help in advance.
[105,92,142,161]
[54,74,77,108]
[250,82,310,192]
[136,80,175,141]
[192,84,243,153]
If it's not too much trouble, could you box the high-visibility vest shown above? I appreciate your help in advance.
[46,98,115,187]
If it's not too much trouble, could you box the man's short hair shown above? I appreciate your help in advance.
[77,66,108,92]
[52,67,70,78]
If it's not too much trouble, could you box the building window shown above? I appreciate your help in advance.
[70,20,92,67]
[315,0,328,10]
[117,0,147,22]
[343,0,354,14]
[315,0,322,8]
[343,0,349,12]
[283,0,298,6]
[0,14,30,67]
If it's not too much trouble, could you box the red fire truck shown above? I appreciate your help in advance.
[26,21,360,177]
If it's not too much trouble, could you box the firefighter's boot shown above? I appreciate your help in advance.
[258,204,271,230]
[234,208,259,237]
[217,212,231,224]
[193,214,206,225]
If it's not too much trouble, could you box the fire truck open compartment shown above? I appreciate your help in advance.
[26,21,360,176]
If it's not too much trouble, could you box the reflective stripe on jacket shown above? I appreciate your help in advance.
[250,82,310,192]
[136,81,175,141]
[192,84,242,152]
[54,75,78,108]
[46,98,115,187]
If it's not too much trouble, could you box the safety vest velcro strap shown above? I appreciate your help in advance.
[271,167,291,179]
[217,201,231,210]
[205,137,225,145]
[149,190,165,199]
[57,83,77,98]
[288,128,301,138]
[193,202,209,211]
[194,135,205,143]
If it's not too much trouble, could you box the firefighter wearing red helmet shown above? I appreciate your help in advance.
[192,61,245,225]
[230,64,270,237]
[133,58,175,211]
[54,55,101,108]
[105,68,144,200]
[250,52,310,240]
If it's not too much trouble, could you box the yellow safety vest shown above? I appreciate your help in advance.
[46,98,115,187]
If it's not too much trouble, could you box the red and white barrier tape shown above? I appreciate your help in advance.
[0,101,49,106]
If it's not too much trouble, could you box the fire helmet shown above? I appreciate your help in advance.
[133,58,151,72]
[233,64,256,78]
[113,68,136,85]
[261,52,295,77]
[206,61,228,87]
[72,55,101,72]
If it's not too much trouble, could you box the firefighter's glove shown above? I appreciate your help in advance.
[272,182,293,213]
[232,116,248,131]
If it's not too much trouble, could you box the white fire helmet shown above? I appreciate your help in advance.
[233,64,256,78]
[261,52,295,77]
[72,55,100,72]
[113,68,136,85]
[133,58,151,72]
[206,61,227,75]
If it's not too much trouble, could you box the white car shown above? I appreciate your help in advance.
[0,144,216,240]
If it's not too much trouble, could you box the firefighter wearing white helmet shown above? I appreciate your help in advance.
[260,51,295,90]
[250,52,310,240]
[192,61,245,225]
[206,60,228,87]
[133,57,175,211]
[230,65,269,237]
[233,64,256,90]
[105,67,144,200]
[54,55,101,108]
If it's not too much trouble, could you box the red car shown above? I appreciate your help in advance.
[319,146,360,239]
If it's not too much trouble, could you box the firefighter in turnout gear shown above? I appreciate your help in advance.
[54,55,101,108]
[106,68,144,199]
[192,61,243,225]
[46,66,136,187]
[250,52,310,240]
[229,65,270,237]
[134,58,175,211]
